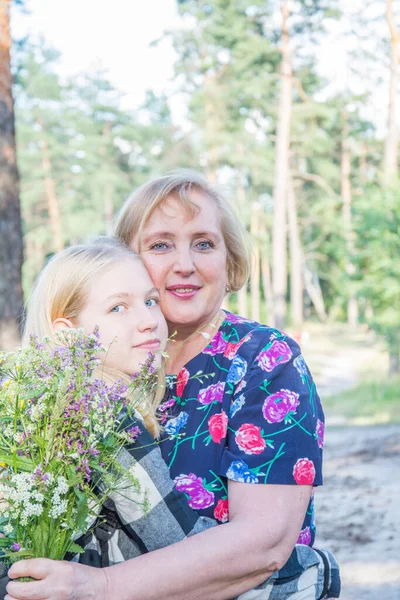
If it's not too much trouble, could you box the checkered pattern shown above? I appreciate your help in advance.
[74,415,340,598]
[0,415,340,598]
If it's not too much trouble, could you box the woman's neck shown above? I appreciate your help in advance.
[165,310,225,375]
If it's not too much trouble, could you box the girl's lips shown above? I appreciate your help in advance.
[133,339,161,350]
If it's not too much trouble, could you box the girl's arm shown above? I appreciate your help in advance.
[6,482,311,600]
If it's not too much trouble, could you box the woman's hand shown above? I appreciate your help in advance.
[5,559,108,600]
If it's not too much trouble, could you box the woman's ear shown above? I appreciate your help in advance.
[52,317,75,333]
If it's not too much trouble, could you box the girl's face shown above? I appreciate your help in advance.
[73,258,167,375]
[131,192,228,336]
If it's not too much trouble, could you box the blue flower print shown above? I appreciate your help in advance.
[226,460,258,483]
[164,411,189,436]
[293,354,308,378]
[226,356,247,385]
[229,394,245,418]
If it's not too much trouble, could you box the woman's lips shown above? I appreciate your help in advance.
[166,285,200,300]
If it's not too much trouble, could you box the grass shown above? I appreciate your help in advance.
[323,378,400,425]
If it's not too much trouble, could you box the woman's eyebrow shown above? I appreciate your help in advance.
[142,231,174,243]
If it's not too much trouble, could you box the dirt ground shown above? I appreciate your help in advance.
[298,326,400,599]
[315,424,400,600]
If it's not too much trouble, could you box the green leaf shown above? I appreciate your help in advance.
[74,487,89,532]
[66,541,84,555]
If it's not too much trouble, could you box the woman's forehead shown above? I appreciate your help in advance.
[145,191,220,229]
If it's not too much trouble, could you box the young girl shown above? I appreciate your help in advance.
[6,239,339,600]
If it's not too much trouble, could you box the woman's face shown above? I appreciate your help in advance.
[132,192,228,335]
[71,258,168,375]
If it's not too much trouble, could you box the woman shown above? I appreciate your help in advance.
[6,170,340,600]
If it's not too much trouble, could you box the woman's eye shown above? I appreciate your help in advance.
[145,297,159,307]
[195,240,214,250]
[150,242,169,251]
[110,305,126,313]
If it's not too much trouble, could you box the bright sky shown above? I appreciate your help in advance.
[11,0,180,110]
[11,0,392,134]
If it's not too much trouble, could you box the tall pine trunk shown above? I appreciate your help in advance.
[235,166,248,318]
[0,0,23,350]
[102,122,113,235]
[259,216,274,325]
[384,0,399,182]
[384,0,400,373]
[272,0,292,330]
[250,202,260,322]
[39,127,63,253]
[341,113,358,329]
[287,176,303,331]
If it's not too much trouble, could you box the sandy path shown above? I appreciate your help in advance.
[315,424,400,599]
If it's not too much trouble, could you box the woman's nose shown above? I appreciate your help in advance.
[172,247,195,275]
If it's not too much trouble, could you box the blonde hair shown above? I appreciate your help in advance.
[114,169,251,291]
[23,238,163,437]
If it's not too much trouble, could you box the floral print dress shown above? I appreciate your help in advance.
[158,312,324,547]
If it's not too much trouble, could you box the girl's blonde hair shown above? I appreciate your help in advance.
[114,169,251,292]
[23,238,163,437]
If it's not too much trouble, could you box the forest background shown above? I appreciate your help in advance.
[1,0,400,421]
[1,2,400,598]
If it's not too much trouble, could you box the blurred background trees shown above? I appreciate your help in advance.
[1,0,400,380]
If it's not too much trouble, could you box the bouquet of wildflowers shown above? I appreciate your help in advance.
[0,329,157,568]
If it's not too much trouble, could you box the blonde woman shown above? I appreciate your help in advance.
[7,174,340,599]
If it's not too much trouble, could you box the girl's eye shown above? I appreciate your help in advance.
[150,242,169,251]
[195,240,214,251]
[110,305,126,313]
[145,297,159,308]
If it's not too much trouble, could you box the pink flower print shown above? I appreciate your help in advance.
[235,423,266,455]
[262,389,300,423]
[293,458,316,485]
[223,334,252,360]
[256,340,293,373]
[208,411,228,443]
[297,526,312,545]
[203,331,228,356]
[158,398,176,413]
[176,368,189,398]
[316,419,324,449]
[175,473,215,510]
[214,498,229,523]
[198,382,225,405]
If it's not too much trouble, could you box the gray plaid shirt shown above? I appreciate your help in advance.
[74,417,340,599]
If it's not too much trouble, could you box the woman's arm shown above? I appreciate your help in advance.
[6,482,311,600]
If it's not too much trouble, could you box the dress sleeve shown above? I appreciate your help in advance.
[219,330,324,486]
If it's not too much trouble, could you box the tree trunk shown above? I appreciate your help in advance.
[38,118,63,253]
[384,0,399,182]
[258,212,274,325]
[102,122,113,235]
[235,165,248,318]
[272,0,292,330]
[359,142,367,186]
[389,352,400,376]
[0,0,24,350]
[287,176,303,331]
[303,266,327,323]
[250,202,260,322]
[341,112,358,329]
